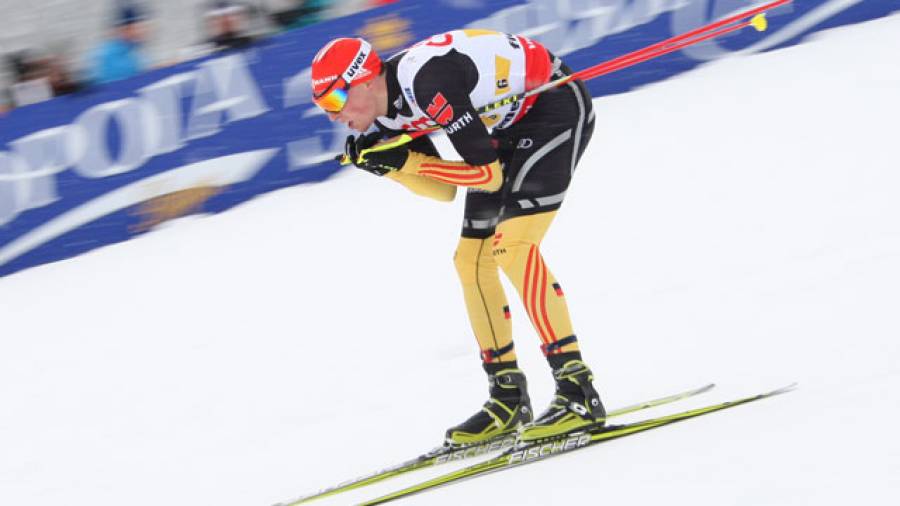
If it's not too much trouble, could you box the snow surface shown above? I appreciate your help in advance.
[3,13,900,506]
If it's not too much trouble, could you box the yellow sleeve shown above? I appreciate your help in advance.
[398,151,503,193]
[384,170,457,202]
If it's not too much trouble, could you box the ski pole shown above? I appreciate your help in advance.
[339,0,790,165]
[574,0,789,82]
[580,12,772,81]
[491,0,787,111]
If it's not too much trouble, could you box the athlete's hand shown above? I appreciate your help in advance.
[343,133,409,176]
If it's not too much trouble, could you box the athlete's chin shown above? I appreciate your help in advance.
[349,119,373,132]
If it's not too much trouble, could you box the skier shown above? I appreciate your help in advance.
[310,31,604,445]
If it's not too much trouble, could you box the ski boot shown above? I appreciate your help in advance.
[518,359,605,443]
[445,367,532,446]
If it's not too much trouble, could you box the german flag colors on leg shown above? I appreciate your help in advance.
[492,212,579,356]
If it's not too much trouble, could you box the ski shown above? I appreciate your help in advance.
[276,383,714,505]
[359,384,795,505]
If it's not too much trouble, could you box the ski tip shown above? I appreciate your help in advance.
[769,382,798,396]
[694,383,716,394]
[750,13,769,32]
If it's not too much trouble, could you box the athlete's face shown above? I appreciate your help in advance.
[329,82,379,132]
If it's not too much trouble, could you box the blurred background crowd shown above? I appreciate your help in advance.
[0,0,398,113]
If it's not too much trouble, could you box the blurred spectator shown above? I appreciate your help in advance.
[5,49,84,108]
[40,55,84,96]
[320,0,401,21]
[205,2,254,51]
[90,4,150,84]
[265,0,331,30]
[176,2,259,62]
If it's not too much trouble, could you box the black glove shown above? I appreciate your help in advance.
[341,133,409,176]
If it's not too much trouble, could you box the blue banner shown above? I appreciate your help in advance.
[1,0,897,277]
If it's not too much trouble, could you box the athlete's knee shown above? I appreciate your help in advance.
[491,233,536,273]
[491,213,555,272]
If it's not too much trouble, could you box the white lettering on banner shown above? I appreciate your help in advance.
[283,67,312,108]
[0,53,270,228]
[139,73,197,154]
[469,0,679,56]
[288,106,353,169]
[282,66,353,170]
[0,152,29,227]
[186,67,225,140]
[73,99,162,178]
[187,54,271,140]
[1,127,82,225]
[0,149,278,269]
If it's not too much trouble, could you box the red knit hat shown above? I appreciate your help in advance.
[311,38,381,112]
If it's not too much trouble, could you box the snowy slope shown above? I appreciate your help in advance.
[2,13,900,506]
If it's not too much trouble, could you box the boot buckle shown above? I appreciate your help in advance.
[569,402,589,417]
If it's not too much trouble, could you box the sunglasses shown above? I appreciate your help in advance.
[313,77,351,114]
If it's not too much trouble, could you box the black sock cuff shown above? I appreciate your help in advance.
[546,351,583,370]
[483,360,519,376]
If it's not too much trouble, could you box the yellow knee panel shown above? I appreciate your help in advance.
[491,212,580,355]
[490,212,557,271]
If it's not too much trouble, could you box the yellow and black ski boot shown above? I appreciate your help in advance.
[518,357,605,443]
[445,365,532,446]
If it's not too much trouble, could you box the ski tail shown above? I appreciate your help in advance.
[273,456,433,505]
[276,383,715,505]
[358,384,796,506]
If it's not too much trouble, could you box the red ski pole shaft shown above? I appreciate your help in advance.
[489,0,787,114]
[572,0,790,83]
[580,17,756,81]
